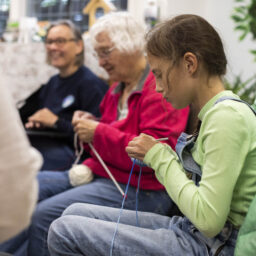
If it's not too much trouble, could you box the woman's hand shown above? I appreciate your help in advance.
[126,133,158,161]
[25,108,58,129]
[72,110,96,125]
[73,118,99,143]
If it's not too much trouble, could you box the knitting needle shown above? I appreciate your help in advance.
[156,137,169,141]
[88,142,125,197]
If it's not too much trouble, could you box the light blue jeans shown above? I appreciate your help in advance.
[48,203,238,256]
[0,173,172,256]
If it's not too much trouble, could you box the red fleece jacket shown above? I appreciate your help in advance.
[83,72,189,190]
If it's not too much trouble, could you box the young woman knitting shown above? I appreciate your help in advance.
[47,14,256,256]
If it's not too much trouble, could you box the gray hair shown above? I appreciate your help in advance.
[90,12,146,54]
[46,20,84,67]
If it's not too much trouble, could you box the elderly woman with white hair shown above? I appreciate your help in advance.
[0,12,189,256]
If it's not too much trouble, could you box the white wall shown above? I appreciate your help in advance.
[128,0,256,82]
[128,0,147,25]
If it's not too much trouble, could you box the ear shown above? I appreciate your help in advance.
[183,52,198,75]
[75,40,84,55]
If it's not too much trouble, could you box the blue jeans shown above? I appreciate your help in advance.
[48,203,238,256]
[29,136,75,171]
[37,170,71,201]
[0,172,172,256]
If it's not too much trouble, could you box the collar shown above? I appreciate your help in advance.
[58,65,83,81]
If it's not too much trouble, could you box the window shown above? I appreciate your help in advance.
[27,0,127,33]
[109,0,127,10]
[27,0,89,32]
[0,0,9,37]
[95,7,104,19]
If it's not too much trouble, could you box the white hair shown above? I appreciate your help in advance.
[83,33,109,81]
[90,12,146,54]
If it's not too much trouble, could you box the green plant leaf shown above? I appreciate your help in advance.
[224,74,256,105]
[235,24,248,31]
[231,14,246,22]
[239,30,249,40]
[234,6,248,14]
[250,49,256,54]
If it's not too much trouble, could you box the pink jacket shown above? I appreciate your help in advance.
[83,72,189,190]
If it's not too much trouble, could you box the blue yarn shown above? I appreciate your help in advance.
[130,157,147,167]
[136,165,142,227]
[109,159,143,256]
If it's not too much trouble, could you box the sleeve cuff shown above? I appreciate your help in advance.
[144,143,164,167]
[54,117,72,133]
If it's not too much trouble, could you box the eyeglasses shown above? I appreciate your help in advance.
[45,38,76,47]
[94,46,116,59]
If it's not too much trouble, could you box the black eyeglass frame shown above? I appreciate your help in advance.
[44,37,77,47]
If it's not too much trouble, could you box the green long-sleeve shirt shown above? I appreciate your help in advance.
[144,91,256,238]
[235,195,256,255]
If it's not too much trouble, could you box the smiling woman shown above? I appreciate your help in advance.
[45,20,84,77]
[90,12,146,84]
[20,19,108,171]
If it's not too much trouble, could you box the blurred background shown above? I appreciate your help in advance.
[0,0,255,105]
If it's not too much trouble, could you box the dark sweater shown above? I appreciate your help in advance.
[38,65,108,134]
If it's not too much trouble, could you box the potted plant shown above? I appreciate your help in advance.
[230,0,256,106]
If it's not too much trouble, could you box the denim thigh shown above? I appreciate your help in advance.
[30,136,75,171]
[48,206,207,256]
[37,170,71,202]
[29,177,172,256]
